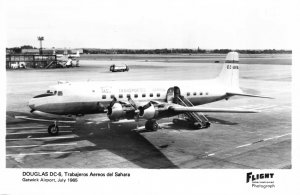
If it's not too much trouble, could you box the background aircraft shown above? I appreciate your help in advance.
[53,50,80,67]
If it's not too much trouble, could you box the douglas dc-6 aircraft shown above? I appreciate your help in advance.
[27,52,270,136]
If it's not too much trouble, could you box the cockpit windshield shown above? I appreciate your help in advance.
[33,90,57,98]
[46,90,57,95]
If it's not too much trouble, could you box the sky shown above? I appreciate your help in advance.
[3,0,294,49]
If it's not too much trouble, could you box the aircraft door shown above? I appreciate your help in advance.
[166,86,181,103]
[166,87,174,103]
[173,86,181,104]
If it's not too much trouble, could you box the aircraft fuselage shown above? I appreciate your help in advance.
[28,79,229,116]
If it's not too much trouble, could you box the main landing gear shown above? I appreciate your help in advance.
[48,121,59,136]
[145,119,159,131]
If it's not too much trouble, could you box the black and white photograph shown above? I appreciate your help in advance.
[0,0,298,194]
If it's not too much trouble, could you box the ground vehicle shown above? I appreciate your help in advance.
[110,64,129,72]
[11,62,26,69]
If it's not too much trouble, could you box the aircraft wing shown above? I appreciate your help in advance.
[226,92,273,99]
[169,105,258,113]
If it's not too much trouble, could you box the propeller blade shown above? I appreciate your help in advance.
[128,96,137,109]
[142,102,152,110]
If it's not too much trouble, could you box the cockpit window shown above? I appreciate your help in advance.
[46,90,57,95]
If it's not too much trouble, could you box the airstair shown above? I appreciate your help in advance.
[45,61,57,69]
[171,87,210,129]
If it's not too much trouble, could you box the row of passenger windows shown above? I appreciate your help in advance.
[101,93,161,99]
[186,92,209,96]
[100,92,208,99]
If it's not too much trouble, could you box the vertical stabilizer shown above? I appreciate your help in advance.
[217,52,240,91]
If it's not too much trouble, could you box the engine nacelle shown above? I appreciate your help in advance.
[107,102,160,121]
[107,103,136,121]
[107,103,126,121]
[138,104,157,120]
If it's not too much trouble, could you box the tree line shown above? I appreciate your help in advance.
[6,45,292,54]
[82,48,292,54]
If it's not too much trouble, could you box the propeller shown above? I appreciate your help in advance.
[107,97,118,115]
[127,97,153,118]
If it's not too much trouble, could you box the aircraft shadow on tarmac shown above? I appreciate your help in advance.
[7,111,178,168]
[7,111,238,168]
[45,122,178,168]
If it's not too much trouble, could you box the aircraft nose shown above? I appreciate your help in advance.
[28,98,36,110]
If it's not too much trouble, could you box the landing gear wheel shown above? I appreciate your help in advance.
[205,122,211,128]
[145,120,159,131]
[172,118,180,125]
[48,124,59,136]
[191,122,202,129]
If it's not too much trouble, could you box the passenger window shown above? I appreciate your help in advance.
[119,94,123,99]
[134,94,138,98]
[142,94,146,98]
[157,93,160,97]
[200,92,203,95]
[102,95,106,99]
[187,92,190,96]
[150,93,153,97]
[127,94,131,98]
[206,92,208,95]
[58,91,63,96]
[110,95,115,99]
[193,92,197,96]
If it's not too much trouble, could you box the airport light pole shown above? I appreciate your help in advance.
[37,36,44,55]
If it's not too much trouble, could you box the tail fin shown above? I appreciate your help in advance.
[217,52,240,91]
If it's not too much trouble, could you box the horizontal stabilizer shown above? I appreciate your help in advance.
[170,106,258,113]
[226,92,273,99]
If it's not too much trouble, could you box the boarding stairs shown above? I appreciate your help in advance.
[174,95,210,129]
[45,61,58,69]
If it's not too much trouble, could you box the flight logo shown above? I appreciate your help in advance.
[246,172,275,189]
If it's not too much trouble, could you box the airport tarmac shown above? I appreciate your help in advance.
[6,54,291,168]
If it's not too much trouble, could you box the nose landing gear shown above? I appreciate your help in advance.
[48,121,59,136]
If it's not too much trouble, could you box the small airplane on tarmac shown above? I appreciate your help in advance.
[26,52,270,136]
[54,50,80,67]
